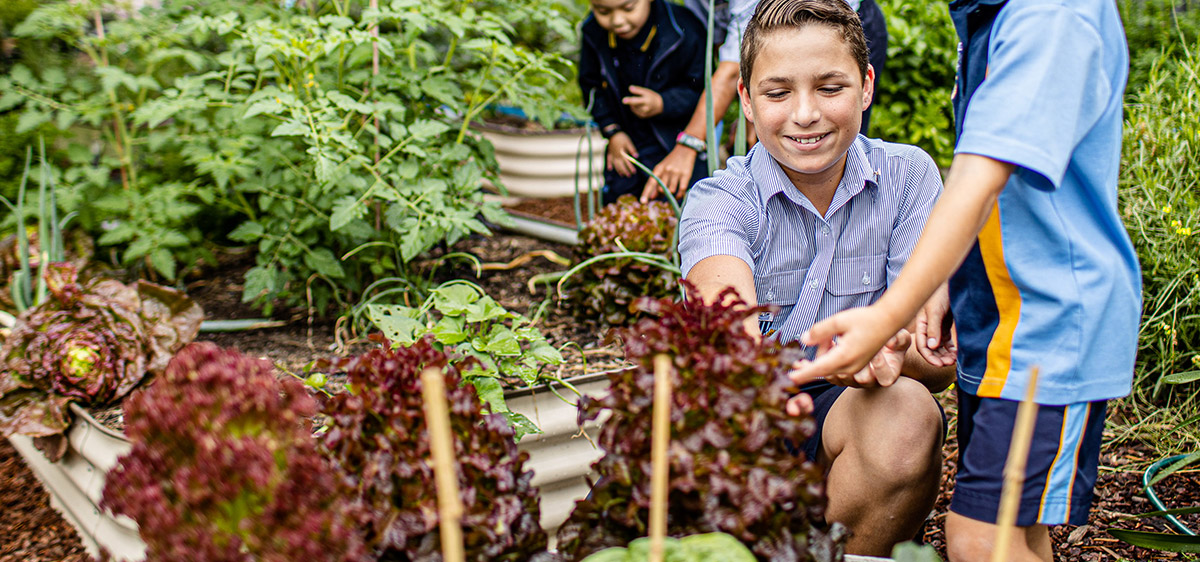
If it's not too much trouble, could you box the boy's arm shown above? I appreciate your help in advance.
[687,254,761,338]
[791,154,1015,382]
[641,60,741,202]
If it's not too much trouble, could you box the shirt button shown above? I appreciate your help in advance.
[821,225,831,236]
[861,273,871,285]
[809,279,819,289]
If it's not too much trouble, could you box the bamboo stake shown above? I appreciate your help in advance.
[421,367,465,562]
[991,366,1041,562]
[649,354,672,562]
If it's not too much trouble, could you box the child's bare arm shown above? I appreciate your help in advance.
[686,254,760,338]
[790,154,1016,382]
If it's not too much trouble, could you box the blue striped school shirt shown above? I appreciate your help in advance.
[679,136,942,344]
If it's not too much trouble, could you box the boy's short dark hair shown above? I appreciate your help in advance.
[740,0,868,84]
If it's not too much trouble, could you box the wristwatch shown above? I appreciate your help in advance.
[675,131,707,153]
[600,123,622,139]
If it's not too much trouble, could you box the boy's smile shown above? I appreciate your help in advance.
[590,0,652,40]
[739,25,873,198]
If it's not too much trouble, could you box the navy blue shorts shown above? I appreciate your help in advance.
[797,381,946,465]
[950,386,1107,526]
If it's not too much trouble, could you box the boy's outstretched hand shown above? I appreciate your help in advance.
[606,132,639,177]
[915,283,957,367]
[788,305,905,386]
[622,85,663,118]
[785,326,910,417]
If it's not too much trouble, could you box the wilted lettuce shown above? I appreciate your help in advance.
[0,262,202,459]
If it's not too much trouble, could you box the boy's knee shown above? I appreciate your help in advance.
[853,381,943,481]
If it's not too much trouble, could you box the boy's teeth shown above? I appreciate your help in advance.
[792,134,825,145]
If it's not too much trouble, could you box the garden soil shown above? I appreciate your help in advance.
[1,231,1196,561]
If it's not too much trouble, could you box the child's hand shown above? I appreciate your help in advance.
[606,132,639,177]
[789,328,910,389]
[622,85,663,118]
[915,283,957,367]
[790,304,904,385]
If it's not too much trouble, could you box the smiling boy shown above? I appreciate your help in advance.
[579,0,708,205]
[676,0,954,555]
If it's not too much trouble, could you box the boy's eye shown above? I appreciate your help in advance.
[819,86,846,94]
[764,90,788,99]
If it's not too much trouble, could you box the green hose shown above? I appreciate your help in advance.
[1144,454,1197,536]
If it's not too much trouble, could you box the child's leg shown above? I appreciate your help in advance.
[947,387,1107,562]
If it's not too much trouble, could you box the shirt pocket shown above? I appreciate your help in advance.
[826,254,887,296]
[754,268,807,307]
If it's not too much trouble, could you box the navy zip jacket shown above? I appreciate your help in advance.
[579,0,707,153]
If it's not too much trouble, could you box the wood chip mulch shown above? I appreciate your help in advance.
[0,438,89,562]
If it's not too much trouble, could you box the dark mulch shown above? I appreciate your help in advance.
[0,438,89,561]
[2,228,1197,561]
[505,196,591,228]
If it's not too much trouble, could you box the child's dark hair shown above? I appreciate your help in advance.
[740,0,868,84]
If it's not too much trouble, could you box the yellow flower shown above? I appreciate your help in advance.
[1171,219,1183,228]
[1193,354,1200,366]
[1178,227,1192,236]
[1163,204,1174,213]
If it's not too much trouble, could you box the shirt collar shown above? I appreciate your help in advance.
[751,136,878,218]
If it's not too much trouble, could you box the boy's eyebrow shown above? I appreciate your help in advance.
[756,76,793,88]
[815,70,851,81]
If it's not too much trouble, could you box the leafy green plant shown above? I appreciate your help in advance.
[555,282,844,561]
[1,0,580,314]
[560,195,679,328]
[365,280,568,438]
[1119,45,1200,402]
[319,335,551,560]
[580,533,756,562]
[873,0,956,169]
[1119,0,1200,94]
[103,342,365,561]
[1107,368,1200,554]
[0,262,203,460]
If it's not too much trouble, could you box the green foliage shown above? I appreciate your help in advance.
[0,0,578,313]
[1119,0,1200,93]
[874,0,956,169]
[366,281,567,438]
[581,533,757,562]
[1119,47,1200,402]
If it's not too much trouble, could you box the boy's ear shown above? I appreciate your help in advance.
[738,78,754,123]
[862,64,876,111]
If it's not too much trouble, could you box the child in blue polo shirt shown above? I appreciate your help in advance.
[793,0,1140,559]
[578,0,710,205]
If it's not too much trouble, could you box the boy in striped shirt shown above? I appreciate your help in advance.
[677,0,955,555]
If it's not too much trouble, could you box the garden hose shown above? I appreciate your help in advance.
[1143,454,1197,536]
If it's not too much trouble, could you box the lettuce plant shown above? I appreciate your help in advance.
[0,262,202,459]
[564,195,679,327]
[320,335,552,561]
[102,343,364,561]
[556,282,845,561]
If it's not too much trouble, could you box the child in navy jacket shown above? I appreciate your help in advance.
[579,0,709,205]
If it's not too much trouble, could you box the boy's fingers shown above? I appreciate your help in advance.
[786,393,814,417]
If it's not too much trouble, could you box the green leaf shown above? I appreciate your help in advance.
[1107,529,1200,553]
[431,316,468,345]
[891,541,943,562]
[528,341,563,365]
[431,284,482,315]
[477,325,521,356]
[330,196,364,232]
[228,221,265,243]
[407,119,450,140]
[472,376,508,413]
[271,120,307,137]
[16,110,50,134]
[1163,370,1200,385]
[502,411,543,440]
[243,98,283,119]
[1149,452,1200,487]
[366,304,423,346]
[326,91,373,114]
[149,248,177,280]
[304,247,345,278]
[242,265,277,303]
[465,295,510,323]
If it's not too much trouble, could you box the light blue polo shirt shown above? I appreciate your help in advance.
[679,137,942,344]
[949,0,1141,404]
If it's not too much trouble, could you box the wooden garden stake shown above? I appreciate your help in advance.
[649,354,673,562]
[991,366,1041,562]
[421,367,465,562]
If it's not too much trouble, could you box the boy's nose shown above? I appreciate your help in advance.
[792,94,820,127]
